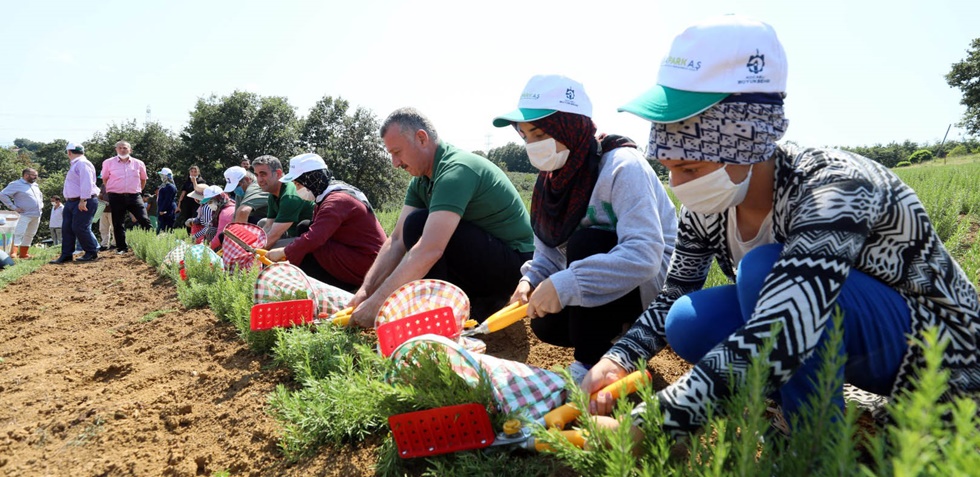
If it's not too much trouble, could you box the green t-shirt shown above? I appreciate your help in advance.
[405,141,534,253]
[267,181,314,237]
[234,182,269,219]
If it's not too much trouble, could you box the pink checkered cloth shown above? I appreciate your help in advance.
[376,279,470,332]
[253,262,352,316]
[389,335,566,423]
[222,222,267,272]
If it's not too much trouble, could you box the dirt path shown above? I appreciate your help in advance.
[0,253,691,476]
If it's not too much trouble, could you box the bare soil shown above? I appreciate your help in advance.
[0,253,691,476]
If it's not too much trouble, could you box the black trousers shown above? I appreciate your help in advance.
[298,254,358,293]
[402,209,532,302]
[529,228,643,366]
[108,193,152,251]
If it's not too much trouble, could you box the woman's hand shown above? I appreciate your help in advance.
[527,278,561,318]
[265,248,286,263]
[509,279,533,305]
[581,358,629,416]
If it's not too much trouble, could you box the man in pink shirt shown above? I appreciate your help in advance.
[50,142,100,264]
[100,140,152,254]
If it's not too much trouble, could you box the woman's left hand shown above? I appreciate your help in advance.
[527,278,562,318]
[265,248,285,262]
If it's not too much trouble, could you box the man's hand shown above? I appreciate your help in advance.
[582,358,629,416]
[527,278,562,318]
[176,207,181,214]
[350,293,382,328]
[78,200,88,213]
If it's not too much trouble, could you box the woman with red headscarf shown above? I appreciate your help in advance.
[493,74,678,382]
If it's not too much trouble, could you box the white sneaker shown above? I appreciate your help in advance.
[567,361,591,385]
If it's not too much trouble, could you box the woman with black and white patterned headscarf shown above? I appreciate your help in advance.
[584,14,980,439]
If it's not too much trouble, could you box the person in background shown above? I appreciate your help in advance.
[101,140,152,254]
[251,155,314,248]
[492,75,678,383]
[348,107,534,327]
[50,142,99,263]
[96,175,113,251]
[155,168,178,233]
[264,153,387,292]
[49,196,64,246]
[176,165,202,232]
[184,184,212,244]
[582,14,980,442]
[140,192,156,230]
[0,168,43,259]
[199,185,236,250]
[222,166,268,224]
[240,156,250,171]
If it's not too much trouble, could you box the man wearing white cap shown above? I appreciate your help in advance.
[250,155,314,248]
[155,167,178,232]
[100,140,152,253]
[0,168,44,259]
[50,142,99,263]
[222,166,268,224]
[263,153,386,291]
[583,14,980,441]
[348,107,534,328]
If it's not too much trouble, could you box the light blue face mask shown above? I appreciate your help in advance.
[234,186,245,197]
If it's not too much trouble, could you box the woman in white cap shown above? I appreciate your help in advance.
[156,167,178,233]
[492,75,678,383]
[199,185,236,250]
[583,14,980,439]
[264,153,386,292]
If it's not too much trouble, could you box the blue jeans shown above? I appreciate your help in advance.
[664,244,911,420]
[61,198,99,258]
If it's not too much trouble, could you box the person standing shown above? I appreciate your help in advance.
[100,140,152,254]
[96,177,113,251]
[49,196,64,246]
[0,168,44,259]
[348,108,535,327]
[156,168,178,233]
[50,143,99,263]
[176,165,202,232]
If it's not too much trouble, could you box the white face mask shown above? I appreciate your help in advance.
[670,164,753,214]
[119,154,130,159]
[525,138,570,171]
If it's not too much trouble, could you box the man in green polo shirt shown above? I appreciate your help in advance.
[348,107,534,328]
[251,155,314,248]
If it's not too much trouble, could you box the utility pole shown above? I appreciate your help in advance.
[939,124,952,165]
[145,105,152,125]
[485,134,492,155]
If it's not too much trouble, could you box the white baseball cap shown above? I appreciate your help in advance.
[492,74,593,127]
[66,142,84,153]
[201,185,224,203]
[619,14,788,123]
[280,153,327,183]
[223,166,247,193]
[158,167,173,176]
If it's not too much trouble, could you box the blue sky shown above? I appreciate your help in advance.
[1,0,977,156]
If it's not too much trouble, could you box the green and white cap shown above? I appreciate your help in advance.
[619,14,787,123]
[492,74,592,127]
